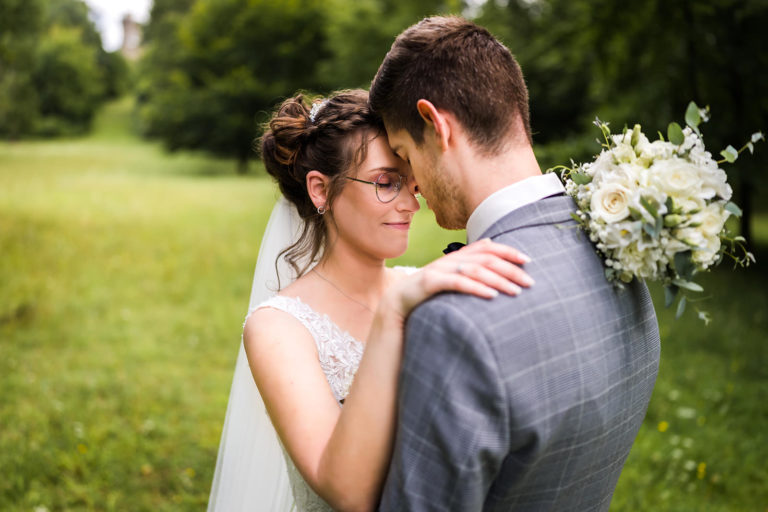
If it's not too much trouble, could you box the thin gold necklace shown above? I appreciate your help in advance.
[312,268,375,313]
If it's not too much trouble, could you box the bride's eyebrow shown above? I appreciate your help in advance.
[364,166,400,175]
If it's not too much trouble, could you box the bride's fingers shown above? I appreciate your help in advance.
[420,269,500,300]
[435,253,534,291]
[459,238,531,265]
[450,262,522,296]
[466,254,534,288]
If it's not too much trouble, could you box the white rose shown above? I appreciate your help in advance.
[675,227,706,248]
[692,203,729,238]
[692,235,722,266]
[612,143,637,164]
[674,196,706,214]
[649,157,703,200]
[590,183,632,223]
[695,162,732,201]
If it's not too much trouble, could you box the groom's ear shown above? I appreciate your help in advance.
[306,170,330,208]
[416,99,450,152]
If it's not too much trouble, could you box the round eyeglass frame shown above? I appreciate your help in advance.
[345,172,405,203]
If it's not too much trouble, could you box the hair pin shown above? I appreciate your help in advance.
[309,100,328,123]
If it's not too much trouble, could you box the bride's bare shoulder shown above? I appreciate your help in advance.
[243,272,321,351]
[243,304,312,354]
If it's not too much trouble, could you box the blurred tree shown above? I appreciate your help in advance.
[43,0,130,101]
[0,0,127,138]
[317,0,462,90]
[0,0,44,137]
[479,0,767,239]
[579,0,768,240]
[141,0,197,45]
[32,25,105,135]
[100,49,130,100]
[476,0,594,145]
[139,0,329,173]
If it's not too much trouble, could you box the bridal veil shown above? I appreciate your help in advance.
[207,196,302,512]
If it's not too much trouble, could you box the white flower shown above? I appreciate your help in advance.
[692,234,721,266]
[675,226,706,249]
[649,157,703,200]
[590,183,632,223]
[692,203,729,238]
[612,142,637,164]
[600,220,640,249]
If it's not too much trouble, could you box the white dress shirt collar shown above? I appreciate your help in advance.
[466,172,565,243]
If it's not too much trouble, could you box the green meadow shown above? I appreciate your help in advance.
[1,99,766,511]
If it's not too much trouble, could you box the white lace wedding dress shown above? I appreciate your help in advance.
[207,195,418,512]
[245,294,365,512]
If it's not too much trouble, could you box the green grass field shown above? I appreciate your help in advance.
[1,99,766,511]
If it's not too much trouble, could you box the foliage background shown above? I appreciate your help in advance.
[1,0,767,510]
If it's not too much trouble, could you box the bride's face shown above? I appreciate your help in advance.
[329,133,420,260]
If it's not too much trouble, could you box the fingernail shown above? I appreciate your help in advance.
[487,288,499,298]
[521,274,535,286]
[507,283,522,295]
[520,253,532,264]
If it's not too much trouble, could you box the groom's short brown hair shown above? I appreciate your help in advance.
[369,16,531,155]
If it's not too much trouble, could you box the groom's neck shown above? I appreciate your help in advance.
[460,142,542,215]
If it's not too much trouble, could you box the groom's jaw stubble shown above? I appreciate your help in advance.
[425,164,470,231]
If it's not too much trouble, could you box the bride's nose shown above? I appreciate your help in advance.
[396,177,420,212]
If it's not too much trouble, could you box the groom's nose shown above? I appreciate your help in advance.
[406,175,420,197]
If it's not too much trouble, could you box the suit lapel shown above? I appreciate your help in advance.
[478,193,575,240]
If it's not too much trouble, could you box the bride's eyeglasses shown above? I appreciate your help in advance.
[346,171,407,203]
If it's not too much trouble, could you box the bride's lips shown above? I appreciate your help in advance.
[383,221,411,231]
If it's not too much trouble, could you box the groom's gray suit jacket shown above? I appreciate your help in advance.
[379,194,660,511]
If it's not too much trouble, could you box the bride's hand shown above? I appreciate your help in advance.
[384,238,534,319]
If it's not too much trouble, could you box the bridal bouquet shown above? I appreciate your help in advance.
[552,102,762,321]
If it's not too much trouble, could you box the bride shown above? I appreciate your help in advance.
[207,89,533,511]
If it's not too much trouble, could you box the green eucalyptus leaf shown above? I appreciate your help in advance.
[725,202,743,217]
[685,101,701,128]
[640,196,659,219]
[643,223,656,238]
[628,206,644,219]
[668,122,685,145]
[672,279,704,292]
[720,145,738,163]
[676,296,687,319]
[674,251,695,280]
[664,285,679,308]
[573,172,592,185]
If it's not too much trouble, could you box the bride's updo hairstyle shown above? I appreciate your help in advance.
[260,89,384,281]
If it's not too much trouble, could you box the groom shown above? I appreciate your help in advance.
[370,16,661,511]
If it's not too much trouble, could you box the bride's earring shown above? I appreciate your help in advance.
[317,204,326,215]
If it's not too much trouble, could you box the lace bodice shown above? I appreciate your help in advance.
[244,266,417,511]
[247,295,365,404]
[245,295,365,512]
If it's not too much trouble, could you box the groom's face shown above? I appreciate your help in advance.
[386,127,468,230]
